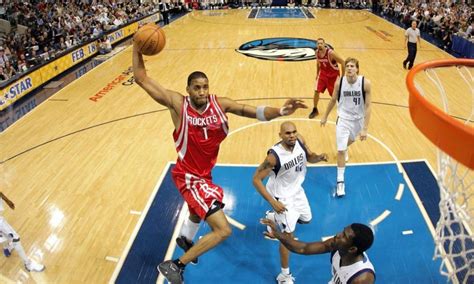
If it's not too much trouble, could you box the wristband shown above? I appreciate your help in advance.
[256,106,267,121]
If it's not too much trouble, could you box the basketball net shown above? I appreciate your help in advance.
[408,60,473,284]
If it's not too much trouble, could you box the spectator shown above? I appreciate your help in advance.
[98,36,112,55]
[0,66,8,81]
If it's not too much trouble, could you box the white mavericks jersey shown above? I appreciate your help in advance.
[265,139,308,199]
[329,251,375,284]
[337,75,366,120]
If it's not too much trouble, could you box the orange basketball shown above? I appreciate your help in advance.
[133,23,166,56]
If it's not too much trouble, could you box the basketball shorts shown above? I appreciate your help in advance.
[273,189,312,233]
[0,216,20,241]
[172,171,224,220]
[315,74,339,96]
[336,117,364,151]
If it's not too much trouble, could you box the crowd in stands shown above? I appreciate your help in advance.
[0,0,168,83]
[1,0,473,83]
[376,0,473,52]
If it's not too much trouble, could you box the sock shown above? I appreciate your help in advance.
[173,258,186,269]
[12,240,30,264]
[337,167,345,182]
[281,267,290,275]
[179,218,200,242]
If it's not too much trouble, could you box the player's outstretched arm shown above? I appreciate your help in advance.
[297,134,328,163]
[253,154,286,214]
[261,218,334,255]
[0,192,15,209]
[218,97,307,121]
[132,42,182,111]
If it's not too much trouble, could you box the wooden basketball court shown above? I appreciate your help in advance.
[0,8,472,283]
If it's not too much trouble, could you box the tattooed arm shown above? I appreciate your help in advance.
[252,153,286,214]
[297,134,328,164]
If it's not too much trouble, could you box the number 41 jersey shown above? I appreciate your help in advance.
[173,95,228,179]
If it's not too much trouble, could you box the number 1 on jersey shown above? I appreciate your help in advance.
[203,127,208,140]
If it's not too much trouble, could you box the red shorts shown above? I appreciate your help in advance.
[172,170,224,220]
[315,74,339,96]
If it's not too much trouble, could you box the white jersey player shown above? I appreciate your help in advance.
[0,192,45,272]
[320,57,372,197]
[261,219,376,284]
[253,121,328,284]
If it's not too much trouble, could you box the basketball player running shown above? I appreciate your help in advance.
[0,192,45,272]
[132,44,307,284]
[309,38,345,119]
[253,121,328,284]
[320,57,372,197]
[261,218,375,284]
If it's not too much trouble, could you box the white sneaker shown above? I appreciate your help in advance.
[345,151,349,162]
[276,272,295,284]
[25,261,45,272]
[336,182,345,197]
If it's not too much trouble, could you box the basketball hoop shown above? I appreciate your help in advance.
[406,59,474,284]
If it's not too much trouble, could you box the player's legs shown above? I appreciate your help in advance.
[310,77,328,118]
[176,212,201,264]
[273,197,300,283]
[326,75,338,97]
[336,120,351,197]
[0,217,44,272]
[178,209,231,264]
[277,233,295,284]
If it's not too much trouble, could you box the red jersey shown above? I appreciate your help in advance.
[173,94,228,179]
[317,48,340,78]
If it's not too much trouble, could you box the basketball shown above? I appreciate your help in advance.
[134,23,166,56]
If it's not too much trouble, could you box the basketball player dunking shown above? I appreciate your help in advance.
[132,43,307,284]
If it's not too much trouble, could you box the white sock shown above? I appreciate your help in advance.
[12,241,30,264]
[337,167,345,182]
[281,267,290,275]
[179,218,200,242]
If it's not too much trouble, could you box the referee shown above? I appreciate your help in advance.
[403,20,421,70]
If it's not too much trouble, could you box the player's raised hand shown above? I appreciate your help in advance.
[260,218,279,239]
[280,99,307,116]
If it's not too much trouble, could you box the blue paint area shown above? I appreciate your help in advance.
[170,164,447,283]
[402,161,440,227]
[255,8,308,19]
[116,166,184,284]
[116,162,454,283]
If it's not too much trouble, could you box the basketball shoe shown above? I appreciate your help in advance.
[277,272,295,284]
[176,236,198,264]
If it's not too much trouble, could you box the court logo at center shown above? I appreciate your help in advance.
[236,38,317,61]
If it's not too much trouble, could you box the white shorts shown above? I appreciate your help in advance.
[0,216,19,241]
[273,189,312,233]
[336,117,364,151]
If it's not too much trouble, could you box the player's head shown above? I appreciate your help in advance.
[344,57,359,76]
[187,71,209,108]
[335,223,374,256]
[350,223,374,255]
[279,121,298,148]
[317,38,326,51]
